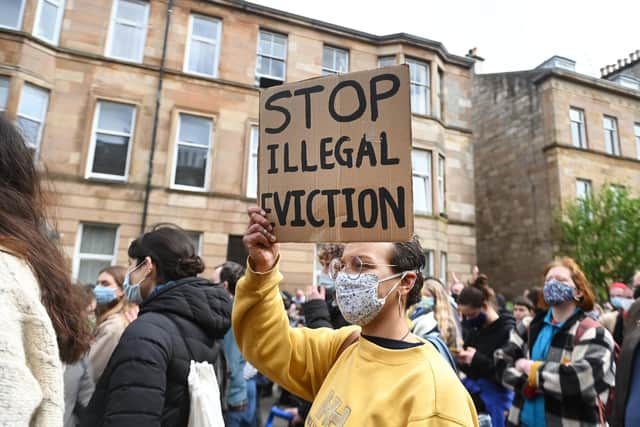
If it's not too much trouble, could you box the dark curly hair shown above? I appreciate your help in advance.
[128,224,205,282]
[390,236,426,309]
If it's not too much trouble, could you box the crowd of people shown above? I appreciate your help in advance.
[1,112,640,427]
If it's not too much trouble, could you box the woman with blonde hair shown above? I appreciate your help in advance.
[495,257,615,426]
[409,277,462,350]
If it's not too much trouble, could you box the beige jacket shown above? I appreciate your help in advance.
[0,249,64,427]
[89,301,129,383]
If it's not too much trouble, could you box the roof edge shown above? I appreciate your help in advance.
[533,68,640,99]
[211,0,475,68]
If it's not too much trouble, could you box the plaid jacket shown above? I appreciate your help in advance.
[494,309,615,426]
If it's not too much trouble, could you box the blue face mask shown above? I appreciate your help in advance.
[318,273,334,289]
[123,262,146,304]
[543,279,576,306]
[94,285,118,305]
[420,296,435,311]
[611,297,633,311]
[466,311,487,328]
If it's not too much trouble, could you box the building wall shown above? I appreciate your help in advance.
[472,71,555,296]
[0,0,476,289]
[474,69,640,297]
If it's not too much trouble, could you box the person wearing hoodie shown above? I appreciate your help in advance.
[82,225,232,427]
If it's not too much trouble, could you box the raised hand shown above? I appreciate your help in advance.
[243,206,279,273]
[307,284,326,301]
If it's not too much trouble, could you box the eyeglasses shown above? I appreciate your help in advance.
[328,256,399,281]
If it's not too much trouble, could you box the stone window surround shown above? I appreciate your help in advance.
[0,0,26,31]
[166,108,218,193]
[569,106,588,149]
[603,115,621,156]
[105,0,150,64]
[183,13,223,78]
[255,29,288,83]
[85,98,138,182]
[33,0,66,45]
[72,222,119,284]
[322,45,349,75]
[85,97,140,182]
[171,112,214,191]
[16,82,50,158]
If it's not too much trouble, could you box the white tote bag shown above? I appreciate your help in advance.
[187,360,225,427]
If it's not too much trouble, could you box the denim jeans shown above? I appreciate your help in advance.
[224,378,258,427]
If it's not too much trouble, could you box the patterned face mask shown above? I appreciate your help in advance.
[335,271,407,326]
[543,279,576,306]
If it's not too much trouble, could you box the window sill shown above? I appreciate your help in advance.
[105,53,144,65]
[414,212,449,222]
[85,174,128,184]
[183,69,218,79]
[169,184,208,193]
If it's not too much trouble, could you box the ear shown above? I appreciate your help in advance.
[399,271,417,295]
[144,256,156,279]
[223,282,229,291]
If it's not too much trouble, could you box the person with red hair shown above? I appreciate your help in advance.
[495,257,615,426]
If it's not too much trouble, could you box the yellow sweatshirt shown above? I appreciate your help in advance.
[233,261,479,427]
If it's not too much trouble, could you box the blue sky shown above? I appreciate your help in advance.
[252,0,639,77]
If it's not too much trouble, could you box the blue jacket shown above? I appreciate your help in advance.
[223,329,247,407]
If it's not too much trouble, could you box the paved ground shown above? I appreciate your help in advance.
[258,394,290,427]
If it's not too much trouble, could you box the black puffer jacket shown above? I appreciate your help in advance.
[82,277,231,427]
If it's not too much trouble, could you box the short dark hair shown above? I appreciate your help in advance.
[218,261,245,295]
[128,225,205,282]
[513,296,534,311]
[389,236,425,309]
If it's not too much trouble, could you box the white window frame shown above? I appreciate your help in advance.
[183,14,223,78]
[322,45,349,75]
[437,154,445,214]
[422,250,434,277]
[0,76,9,113]
[255,30,287,83]
[0,0,26,30]
[185,230,203,256]
[378,56,396,68]
[634,123,640,160]
[439,252,447,283]
[570,108,587,149]
[16,83,49,157]
[72,223,119,282]
[33,0,66,45]
[603,115,621,156]
[412,149,433,214]
[85,100,137,182]
[246,124,259,198]
[105,0,150,63]
[576,179,592,201]
[407,58,431,116]
[170,112,214,192]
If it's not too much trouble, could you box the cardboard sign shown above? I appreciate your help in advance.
[258,65,413,242]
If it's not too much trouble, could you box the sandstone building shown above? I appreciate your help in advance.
[0,0,477,289]
[473,53,640,296]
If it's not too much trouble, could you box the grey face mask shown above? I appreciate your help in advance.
[123,262,146,304]
[335,271,406,326]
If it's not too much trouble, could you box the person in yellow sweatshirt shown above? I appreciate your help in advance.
[233,206,479,427]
